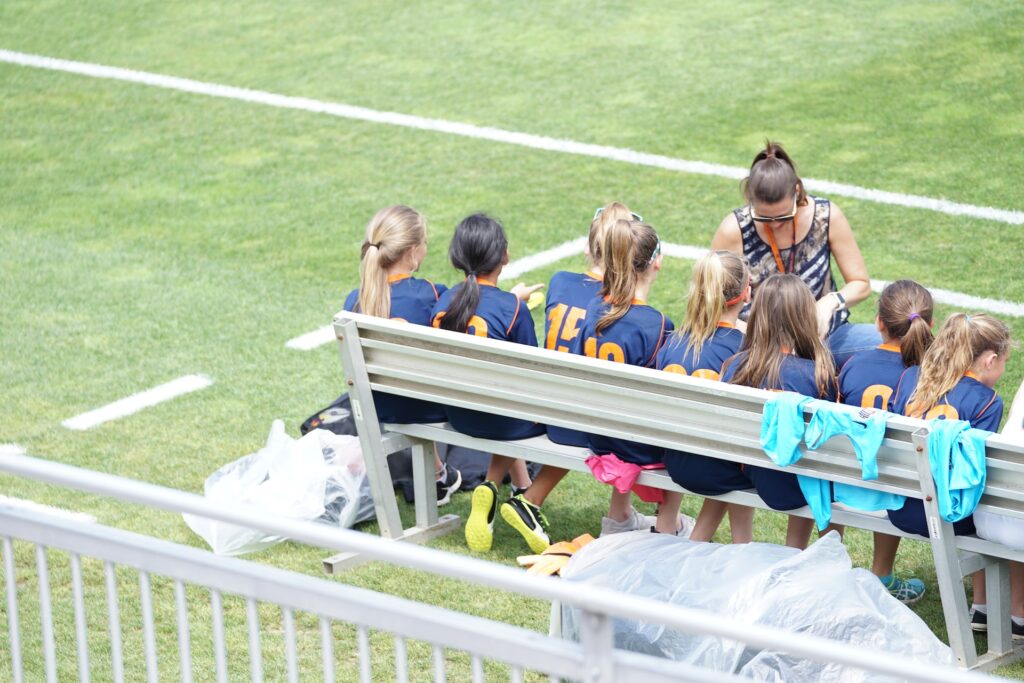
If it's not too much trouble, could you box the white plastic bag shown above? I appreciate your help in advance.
[184,421,374,556]
[560,532,952,680]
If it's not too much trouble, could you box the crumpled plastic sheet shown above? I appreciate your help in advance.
[560,531,952,681]
[184,421,375,556]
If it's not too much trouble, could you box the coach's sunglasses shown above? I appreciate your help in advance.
[749,197,798,224]
[594,207,644,223]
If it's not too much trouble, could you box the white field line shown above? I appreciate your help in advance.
[287,238,1024,351]
[62,374,214,430]
[0,495,96,524]
[286,325,336,351]
[1,49,1022,225]
[1,443,27,456]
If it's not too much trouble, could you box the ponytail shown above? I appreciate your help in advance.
[597,219,659,334]
[741,140,807,206]
[877,279,934,367]
[358,205,426,318]
[588,202,635,271]
[439,213,508,333]
[907,313,1012,417]
[680,250,749,359]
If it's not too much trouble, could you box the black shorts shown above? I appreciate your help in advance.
[664,451,752,496]
[887,500,976,538]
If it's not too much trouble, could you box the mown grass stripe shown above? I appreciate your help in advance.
[1,48,1021,225]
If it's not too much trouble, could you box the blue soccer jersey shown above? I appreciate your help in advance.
[344,274,446,326]
[721,353,835,400]
[544,270,603,352]
[838,344,906,410]
[722,352,836,511]
[577,298,674,465]
[656,323,743,380]
[431,279,544,439]
[544,270,603,446]
[887,367,1003,537]
[890,367,1003,431]
[658,323,748,495]
[344,274,447,423]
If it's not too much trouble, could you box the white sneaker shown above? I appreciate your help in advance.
[647,513,697,538]
[600,506,658,537]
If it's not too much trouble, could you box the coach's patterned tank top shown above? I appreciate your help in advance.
[734,195,848,330]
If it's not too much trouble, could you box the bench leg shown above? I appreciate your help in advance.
[411,438,440,529]
[985,560,1013,657]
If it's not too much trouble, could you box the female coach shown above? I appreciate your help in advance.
[711,141,879,367]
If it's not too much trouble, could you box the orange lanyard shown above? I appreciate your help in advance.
[763,216,797,274]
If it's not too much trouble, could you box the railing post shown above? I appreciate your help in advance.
[577,610,614,683]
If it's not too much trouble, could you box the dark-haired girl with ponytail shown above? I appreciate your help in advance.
[575,219,690,537]
[712,141,879,368]
[430,213,544,552]
[837,279,935,604]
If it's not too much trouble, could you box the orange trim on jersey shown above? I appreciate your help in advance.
[585,270,603,281]
[387,273,412,283]
[427,279,440,300]
[506,297,521,336]
[975,393,999,422]
[964,370,982,381]
[878,343,901,352]
[716,321,736,329]
[644,314,669,367]
[475,277,498,287]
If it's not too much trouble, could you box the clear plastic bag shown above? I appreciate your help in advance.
[184,421,374,556]
[560,532,952,680]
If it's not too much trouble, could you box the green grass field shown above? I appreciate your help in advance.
[2,1,1024,679]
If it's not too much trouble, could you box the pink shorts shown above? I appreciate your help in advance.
[585,452,665,504]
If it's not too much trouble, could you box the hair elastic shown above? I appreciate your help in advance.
[725,275,751,307]
[965,314,972,324]
[907,312,920,322]
[369,242,381,249]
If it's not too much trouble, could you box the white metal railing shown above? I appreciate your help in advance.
[0,452,995,682]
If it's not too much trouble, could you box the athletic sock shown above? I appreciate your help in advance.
[972,603,988,615]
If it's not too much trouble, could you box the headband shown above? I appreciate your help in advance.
[724,275,750,307]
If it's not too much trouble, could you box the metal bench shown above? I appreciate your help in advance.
[331,310,1024,670]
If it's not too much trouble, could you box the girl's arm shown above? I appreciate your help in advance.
[1003,379,1024,442]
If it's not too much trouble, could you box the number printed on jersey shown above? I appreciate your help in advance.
[546,304,586,352]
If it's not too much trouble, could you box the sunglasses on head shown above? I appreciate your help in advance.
[750,197,798,224]
[648,237,661,265]
[594,206,643,223]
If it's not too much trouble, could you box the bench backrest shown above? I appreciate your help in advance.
[334,311,1024,520]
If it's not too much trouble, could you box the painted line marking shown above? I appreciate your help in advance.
[62,374,214,430]
[1,444,27,456]
[0,495,97,524]
[287,239,1024,351]
[1,49,1021,225]
[286,325,335,351]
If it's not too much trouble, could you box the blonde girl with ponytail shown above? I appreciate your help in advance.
[343,205,462,505]
[574,219,690,536]
[888,312,1012,628]
[837,280,935,603]
[502,201,637,553]
[657,250,755,544]
[721,273,838,549]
